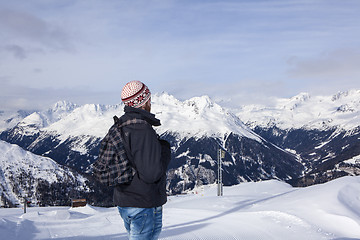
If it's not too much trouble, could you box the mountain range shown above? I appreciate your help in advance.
[0,140,112,207]
[1,90,359,206]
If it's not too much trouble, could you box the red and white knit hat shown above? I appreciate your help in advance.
[121,81,151,108]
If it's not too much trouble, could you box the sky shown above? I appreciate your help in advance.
[0,0,360,111]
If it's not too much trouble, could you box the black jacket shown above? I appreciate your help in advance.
[113,106,171,208]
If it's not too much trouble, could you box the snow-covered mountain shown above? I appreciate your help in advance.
[0,110,33,132]
[234,89,360,186]
[4,94,261,141]
[153,93,261,141]
[0,101,120,171]
[1,90,359,195]
[237,89,360,130]
[0,93,304,195]
[0,140,112,207]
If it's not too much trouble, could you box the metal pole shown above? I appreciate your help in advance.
[217,149,220,196]
[217,148,223,196]
[220,149,223,196]
[24,198,27,214]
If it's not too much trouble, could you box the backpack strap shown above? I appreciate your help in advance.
[113,115,119,123]
[113,115,148,127]
[113,116,149,172]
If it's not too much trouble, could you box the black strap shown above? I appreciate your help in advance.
[113,116,148,172]
[113,115,119,123]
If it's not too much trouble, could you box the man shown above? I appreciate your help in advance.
[114,80,171,239]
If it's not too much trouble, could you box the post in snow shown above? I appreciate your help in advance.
[217,148,225,196]
[23,198,27,214]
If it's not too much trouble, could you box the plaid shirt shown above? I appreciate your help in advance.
[93,118,147,186]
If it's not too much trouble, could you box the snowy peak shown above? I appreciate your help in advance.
[153,93,218,115]
[332,90,360,114]
[184,95,216,114]
[3,90,360,142]
[237,89,360,130]
[46,103,122,138]
[0,110,32,131]
[331,89,360,101]
[153,94,261,141]
[0,140,62,179]
[18,101,78,129]
[51,101,78,113]
[13,101,122,138]
[282,92,311,110]
[0,140,86,206]
[6,93,260,141]
[46,100,78,122]
[153,92,181,105]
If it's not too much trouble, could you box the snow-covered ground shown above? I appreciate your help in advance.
[1,176,359,240]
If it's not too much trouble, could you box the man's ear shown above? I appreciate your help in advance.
[144,98,151,112]
[143,99,151,112]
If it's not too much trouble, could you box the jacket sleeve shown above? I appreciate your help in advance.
[127,125,165,184]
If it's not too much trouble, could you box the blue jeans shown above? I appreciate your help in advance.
[118,206,163,240]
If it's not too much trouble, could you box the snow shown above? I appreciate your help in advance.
[0,140,87,206]
[4,93,261,144]
[1,176,359,239]
[2,90,360,142]
[0,141,63,182]
[344,155,360,165]
[236,89,360,130]
[2,90,360,145]
[152,93,261,141]
[0,110,32,132]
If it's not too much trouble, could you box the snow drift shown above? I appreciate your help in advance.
[0,176,359,239]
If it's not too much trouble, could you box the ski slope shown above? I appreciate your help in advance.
[0,176,359,240]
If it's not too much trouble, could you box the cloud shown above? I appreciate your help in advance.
[0,8,74,59]
[1,0,360,111]
[288,49,360,78]
[286,48,360,94]
[4,45,27,59]
[161,77,287,108]
[0,78,120,111]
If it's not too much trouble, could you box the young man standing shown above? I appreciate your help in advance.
[114,80,171,239]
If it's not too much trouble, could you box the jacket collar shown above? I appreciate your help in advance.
[124,106,161,127]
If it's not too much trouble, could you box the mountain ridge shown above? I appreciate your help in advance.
[1,90,359,199]
[236,89,360,130]
[2,89,360,134]
[0,140,113,207]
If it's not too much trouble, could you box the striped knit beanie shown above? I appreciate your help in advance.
[121,81,151,108]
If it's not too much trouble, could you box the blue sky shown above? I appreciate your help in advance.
[1,0,360,111]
